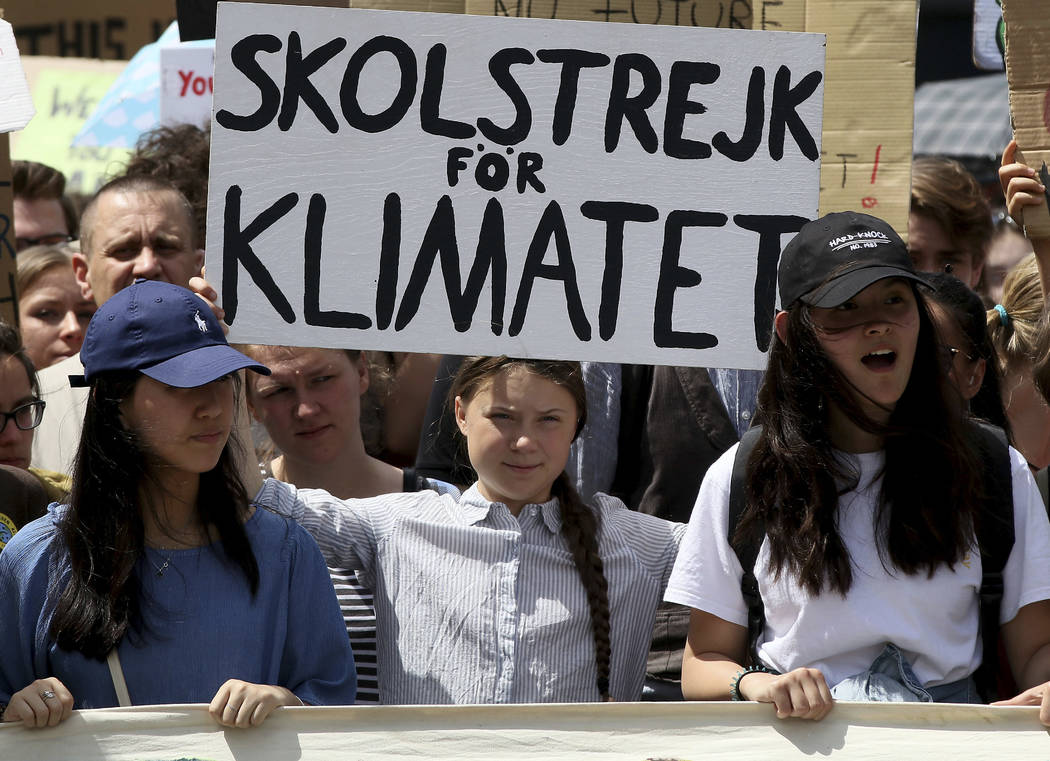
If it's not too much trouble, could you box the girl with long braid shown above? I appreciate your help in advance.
[257,356,682,703]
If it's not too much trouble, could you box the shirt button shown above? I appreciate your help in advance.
[742,410,751,420]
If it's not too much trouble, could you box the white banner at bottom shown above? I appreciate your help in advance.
[1,701,1047,759]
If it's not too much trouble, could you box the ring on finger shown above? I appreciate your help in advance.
[39,690,57,701]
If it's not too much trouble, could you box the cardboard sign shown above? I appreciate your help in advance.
[10,57,131,195]
[160,43,215,128]
[6,0,174,61]
[463,0,753,29]
[0,134,15,328]
[1003,0,1050,237]
[0,19,35,133]
[797,0,916,234]
[207,3,825,368]
[2,702,1049,760]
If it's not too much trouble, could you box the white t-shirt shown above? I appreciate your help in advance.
[665,443,1050,688]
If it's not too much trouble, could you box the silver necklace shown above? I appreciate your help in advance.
[149,551,174,577]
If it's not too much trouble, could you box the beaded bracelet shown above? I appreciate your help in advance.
[730,665,775,701]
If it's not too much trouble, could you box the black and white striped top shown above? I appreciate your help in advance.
[257,479,684,705]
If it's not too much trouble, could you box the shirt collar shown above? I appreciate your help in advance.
[460,483,563,533]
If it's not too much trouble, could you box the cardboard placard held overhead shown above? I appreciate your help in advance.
[464,0,751,29]
[1003,0,1050,237]
[6,0,174,60]
[0,134,15,328]
[208,3,824,369]
[796,0,916,235]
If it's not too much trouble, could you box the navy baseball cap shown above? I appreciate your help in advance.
[73,279,270,387]
[778,211,927,309]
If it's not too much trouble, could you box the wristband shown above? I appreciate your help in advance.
[730,665,775,701]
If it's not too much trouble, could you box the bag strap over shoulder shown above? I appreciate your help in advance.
[107,649,132,707]
[728,426,765,667]
[970,422,1015,701]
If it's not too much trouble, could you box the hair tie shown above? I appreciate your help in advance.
[994,304,1010,327]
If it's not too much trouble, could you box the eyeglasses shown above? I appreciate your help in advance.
[944,346,977,363]
[939,345,977,371]
[0,400,46,434]
[16,233,75,252]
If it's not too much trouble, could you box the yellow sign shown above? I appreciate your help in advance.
[11,57,132,196]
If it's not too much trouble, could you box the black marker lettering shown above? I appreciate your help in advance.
[420,44,476,139]
[516,152,545,193]
[769,65,821,160]
[304,194,372,328]
[581,201,659,340]
[341,36,417,133]
[712,65,764,161]
[222,186,297,324]
[215,34,283,132]
[478,47,535,145]
[663,60,719,160]
[605,53,661,154]
[278,33,347,133]
[537,49,611,146]
[394,196,507,333]
[734,213,808,350]
[376,193,401,330]
[653,210,725,349]
[510,201,591,340]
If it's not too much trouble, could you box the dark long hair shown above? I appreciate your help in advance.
[451,356,612,700]
[923,273,1010,434]
[738,282,986,596]
[50,371,259,659]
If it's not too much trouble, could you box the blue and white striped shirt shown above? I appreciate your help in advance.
[256,479,684,704]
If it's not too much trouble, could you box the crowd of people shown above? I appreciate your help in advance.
[3,124,1050,731]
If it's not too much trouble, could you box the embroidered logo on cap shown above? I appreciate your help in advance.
[828,230,892,253]
[194,310,208,333]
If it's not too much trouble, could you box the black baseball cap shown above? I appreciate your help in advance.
[778,211,927,309]
[72,279,269,387]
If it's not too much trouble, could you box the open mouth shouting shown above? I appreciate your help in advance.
[861,349,897,371]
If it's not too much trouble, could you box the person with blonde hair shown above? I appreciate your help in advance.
[16,244,96,371]
[240,343,454,704]
[988,254,1050,471]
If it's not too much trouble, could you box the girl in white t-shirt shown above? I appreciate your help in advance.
[665,211,1050,724]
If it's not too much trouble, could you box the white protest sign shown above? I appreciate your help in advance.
[973,0,1005,71]
[2,702,1049,760]
[160,43,216,128]
[0,19,36,132]
[208,3,825,369]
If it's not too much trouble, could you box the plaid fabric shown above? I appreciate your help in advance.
[913,74,1011,158]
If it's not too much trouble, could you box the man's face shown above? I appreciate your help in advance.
[14,197,70,251]
[907,212,983,289]
[73,189,202,306]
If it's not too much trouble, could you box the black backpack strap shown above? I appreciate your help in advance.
[401,467,427,493]
[970,422,1015,701]
[728,426,765,667]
